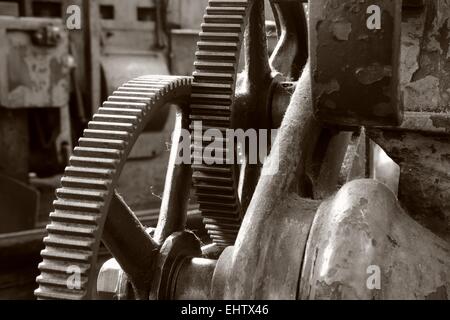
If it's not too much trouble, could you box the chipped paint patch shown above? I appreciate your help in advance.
[355,64,392,85]
[403,75,440,112]
[331,20,352,41]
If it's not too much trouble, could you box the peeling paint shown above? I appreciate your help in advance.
[425,286,448,300]
[310,0,402,126]
[331,20,352,41]
[355,64,392,85]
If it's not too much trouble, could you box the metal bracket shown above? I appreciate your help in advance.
[310,0,403,127]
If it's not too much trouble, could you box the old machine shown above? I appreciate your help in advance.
[0,0,209,299]
[34,0,449,300]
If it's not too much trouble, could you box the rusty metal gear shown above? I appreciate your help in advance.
[190,0,308,246]
[35,76,192,300]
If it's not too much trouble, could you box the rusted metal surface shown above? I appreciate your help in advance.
[216,63,322,299]
[366,0,450,242]
[368,129,450,242]
[300,179,450,300]
[0,17,70,109]
[400,1,450,114]
[310,0,403,127]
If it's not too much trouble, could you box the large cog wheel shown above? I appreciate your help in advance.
[35,76,192,300]
[190,0,308,246]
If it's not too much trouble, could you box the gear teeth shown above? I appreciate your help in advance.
[199,32,240,42]
[88,121,135,133]
[36,75,192,300]
[209,0,248,7]
[117,87,160,93]
[61,176,111,190]
[46,223,97,237]
[38,260,89,275]
[50,211,99,225]
[113,90,157,97]
[193,71,234,82]
[56,188,107,202]
[198,41,238,51]
[73,147,122,159]
[98,107,144,117]
[204,15,244,24]
[194,61,236,72]
[44,235,95,250]
[78,138,127,150]
[190,114,231,122]
[35,287,85,300]
[37,273,88,289]
[84,129,130,140]
[102,101,148,110]
[53,199,103,213]
[69,156,118,170]
[205,223,240,232]
[196,50,238,61]
[189,0,251,247]
[192,165,232,174]
[64,166,114,179]
[193,172,234,183]
[92,114,139,125]
[108,96,153,104]
[41,247,92,263]
[206,7,246,15]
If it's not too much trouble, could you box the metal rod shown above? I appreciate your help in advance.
[103,192,159,299]
[154,109,192,245]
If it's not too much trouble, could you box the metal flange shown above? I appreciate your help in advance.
[148,231,202,300]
